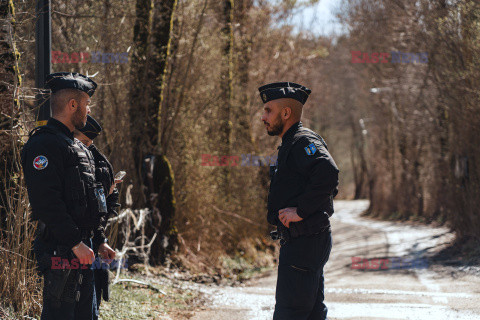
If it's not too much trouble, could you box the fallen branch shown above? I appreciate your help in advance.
[112,278,166,295]
[212,205,263,227]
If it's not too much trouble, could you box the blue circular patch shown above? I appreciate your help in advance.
[33,155,48,170]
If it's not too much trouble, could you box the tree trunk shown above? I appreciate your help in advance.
[218,0,234,198]
[142,0,178,264]
[129,0,154,207]
[234,0,253,150]
[128,0,178,264]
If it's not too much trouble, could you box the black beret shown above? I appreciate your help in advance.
[258,82,311,105]
[45,72,97,97]
[79,115,102,140]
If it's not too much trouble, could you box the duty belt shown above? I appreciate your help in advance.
[270,223,331,244]
[289,222,331,239]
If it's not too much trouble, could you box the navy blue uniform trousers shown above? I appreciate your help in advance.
[273,230,332,320]
[35,237,98,320]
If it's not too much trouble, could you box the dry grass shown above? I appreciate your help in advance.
[0,148,42,317]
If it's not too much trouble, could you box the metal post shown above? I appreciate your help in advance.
[35,0,51,127]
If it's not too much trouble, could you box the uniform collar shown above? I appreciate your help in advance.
[281,121,302,144]
[47,118,74,140]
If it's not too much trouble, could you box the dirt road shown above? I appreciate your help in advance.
[188,200,480,320]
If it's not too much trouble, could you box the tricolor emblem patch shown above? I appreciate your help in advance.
[33,155,48,170]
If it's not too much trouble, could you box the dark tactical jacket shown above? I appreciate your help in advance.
[22,118,107,249]
[88,144,120,249]
[268,121,339,236]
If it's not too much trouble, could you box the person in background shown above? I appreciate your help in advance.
[74,115,122,314]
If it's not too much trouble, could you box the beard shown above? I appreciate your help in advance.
[72,107,87,130]
[266,114,284,136]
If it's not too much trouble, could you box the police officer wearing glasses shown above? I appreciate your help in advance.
[22,72,115,319]
[259,82,339,320]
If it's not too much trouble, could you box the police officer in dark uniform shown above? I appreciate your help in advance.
[22,72,115,320]
[259,82,339,320]
[74,115,122,311]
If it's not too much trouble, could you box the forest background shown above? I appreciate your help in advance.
[1,0,480,317]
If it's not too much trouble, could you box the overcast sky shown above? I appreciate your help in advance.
[290,0,346,36]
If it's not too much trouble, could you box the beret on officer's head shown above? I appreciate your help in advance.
[258,82,311,105]
[79,115,102,140]
[45,72,97,97]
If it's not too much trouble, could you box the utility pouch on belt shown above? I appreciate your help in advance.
[45,246,83,307]
[271,225,290,244]
[270,230,281,241]
[36,220,54,242]
[85,183,107,218]
[45,246,72,306]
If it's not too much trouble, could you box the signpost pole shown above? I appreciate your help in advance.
[35,0,51,127]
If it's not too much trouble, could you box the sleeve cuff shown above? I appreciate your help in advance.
[64,233,82,250]
[93,233,106,243]
[297,207,311,219]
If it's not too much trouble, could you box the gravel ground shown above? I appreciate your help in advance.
[187,200,480,320]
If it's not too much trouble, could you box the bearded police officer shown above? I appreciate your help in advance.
[259,82,339,320]
[74,115,122,312]
[22,72,115,319]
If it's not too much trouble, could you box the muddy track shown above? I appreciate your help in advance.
[187,200,480,320]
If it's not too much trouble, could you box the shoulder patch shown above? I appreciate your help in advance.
[304,143,317,156]
[33,155,48,170]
